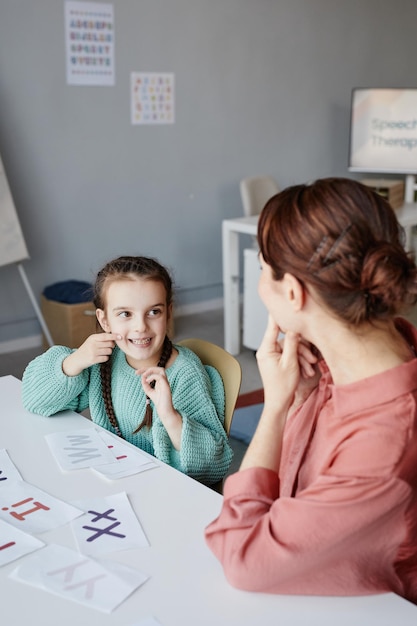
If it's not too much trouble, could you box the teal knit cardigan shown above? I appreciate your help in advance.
[22,344,233,485]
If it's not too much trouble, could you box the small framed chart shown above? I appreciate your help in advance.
[131,72,175,125]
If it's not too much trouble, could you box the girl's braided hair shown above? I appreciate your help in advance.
[94,256,173,437]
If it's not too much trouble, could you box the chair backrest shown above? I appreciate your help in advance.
[177,338,242,435]
[240,175,280,217]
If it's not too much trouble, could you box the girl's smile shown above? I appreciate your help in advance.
[129,337,152,346]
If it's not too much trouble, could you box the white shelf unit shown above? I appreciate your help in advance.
[243,247,268,351]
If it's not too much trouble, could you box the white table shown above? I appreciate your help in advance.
[222,204,417,355]
[2,375,417,625]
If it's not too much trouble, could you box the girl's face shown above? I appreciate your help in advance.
[96,276,170,370]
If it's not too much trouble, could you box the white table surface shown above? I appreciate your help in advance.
[222,204,417,355]
[1,375,417,625]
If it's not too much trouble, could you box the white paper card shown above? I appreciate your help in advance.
[0,519,45,567]
[9,544,148,613]
[45,428,116,470]
[94,431,158,479]
[0,480,83,534]
[71,492,149,556]
[0,449,23,483]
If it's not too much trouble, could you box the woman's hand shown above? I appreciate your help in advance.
[240,318,320,473]
[62,333,118,377]
[288,337,321,413]
[297,337,320,379]
[240,317,302,472]
[290,354,321,414]
[256,316,302,410]
[256,316,321,412]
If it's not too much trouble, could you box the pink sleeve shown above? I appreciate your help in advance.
[205,462,411,596]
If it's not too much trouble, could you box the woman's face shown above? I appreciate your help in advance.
[258,255,293,333]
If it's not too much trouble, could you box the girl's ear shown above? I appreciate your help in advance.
[283,273,305,311]
[96,308,110,332]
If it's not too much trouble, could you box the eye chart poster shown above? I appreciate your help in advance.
[131,72,175,125]
[65,1,115,86]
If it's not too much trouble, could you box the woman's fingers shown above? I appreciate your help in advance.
[256,315,281,358]
[279,331,301,371]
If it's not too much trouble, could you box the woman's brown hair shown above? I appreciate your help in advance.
[93,256,173,437]
[258,177,417,325]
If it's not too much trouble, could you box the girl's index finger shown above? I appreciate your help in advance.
[103,332,121,342]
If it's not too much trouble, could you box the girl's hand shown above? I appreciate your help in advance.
[62,333,118,377]
[139,366,174,416]
[138,366,183,449]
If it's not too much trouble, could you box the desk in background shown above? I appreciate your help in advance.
[2,375,417,625]
[222,216,259,355]
[222,204,417,355]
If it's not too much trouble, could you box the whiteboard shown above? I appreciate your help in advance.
[0,154,29,267]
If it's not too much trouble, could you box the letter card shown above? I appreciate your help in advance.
[0,480,83,533]
[71,491,149,556]
[0,518,44,566]
[9,543,149,613]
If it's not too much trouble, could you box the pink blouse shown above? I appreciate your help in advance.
[205,318,417,603]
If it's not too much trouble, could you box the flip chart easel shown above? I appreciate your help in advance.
[0,154,54,347]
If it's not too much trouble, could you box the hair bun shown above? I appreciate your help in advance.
[361,243,417,318]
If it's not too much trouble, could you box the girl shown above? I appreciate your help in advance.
[205,178,417,603]
[22,256,233,486]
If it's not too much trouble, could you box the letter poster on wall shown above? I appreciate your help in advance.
[131,72,175,125]
[65,1,115,86]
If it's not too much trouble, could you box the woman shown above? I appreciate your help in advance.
[205,178,417,603]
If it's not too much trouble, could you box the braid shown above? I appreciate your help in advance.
[132,335,173,433]
[100,358,123,438]
[159,335,173,368]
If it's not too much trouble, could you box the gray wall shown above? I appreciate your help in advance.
[0,0,416,344]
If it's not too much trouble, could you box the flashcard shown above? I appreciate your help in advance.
[0,449,23,483]
[9,543,149,613]
[93,431,158,479]
[45,427,116,470]
[71,491,149,556]
[0,518,45,567]
[0,480,83,534]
